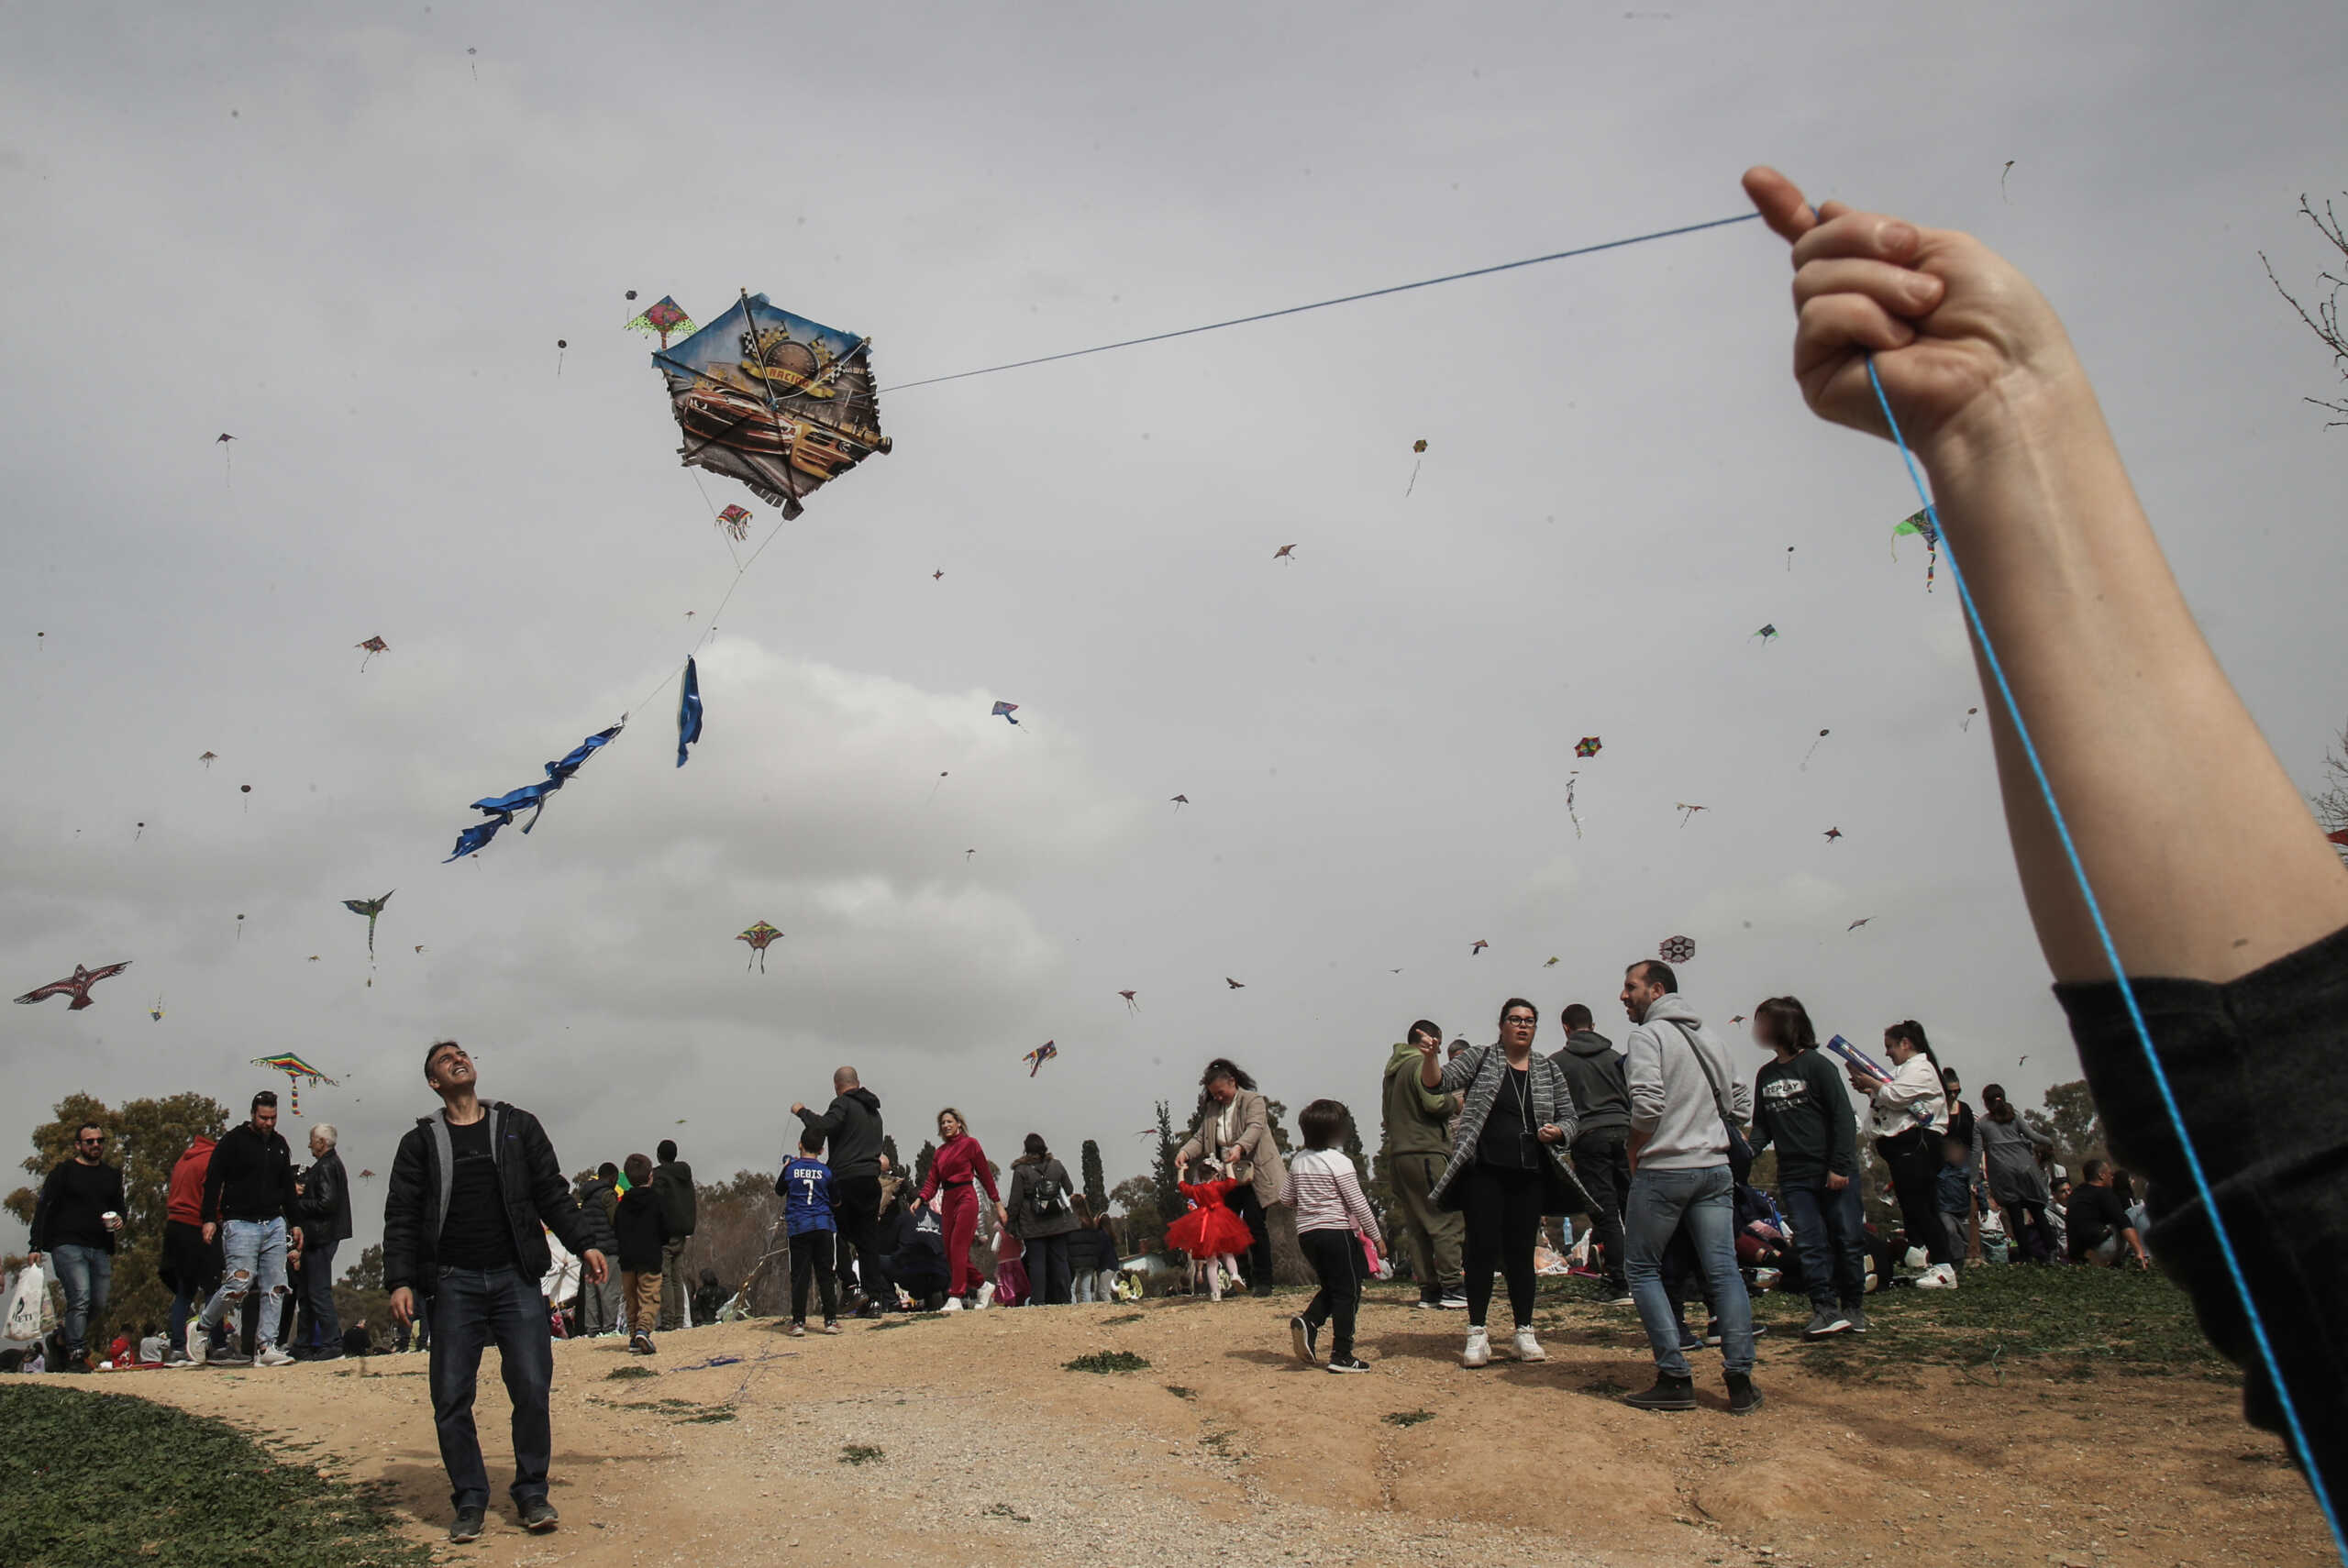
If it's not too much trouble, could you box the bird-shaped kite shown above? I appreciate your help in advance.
[737,921,782,972]
[198,750,216,768]
[1119,990,1139,1011]
[1658,935,1696,964]
[1574,736,1602,758]
[1676,803,1709,827]
[1273,544,1296,561]
[250,1052,338,1117]
[1823,826,1843,844]
[1752,624,1778,645]
[715,504,752,543]
[625,294,696,348]
[991,701,1020,726]
[1022,1041,1059,1077]
[1470,940,1490,956]
[1848,918,1873,932]
[1801,729,1831,769]
[358,1168,375,1182]
[1225,977,1246,989]
[1170,794,1189,811]
[15,961,132,1011]
[932,569,944,580]
[356,635,389,672]
[340,891,393,979]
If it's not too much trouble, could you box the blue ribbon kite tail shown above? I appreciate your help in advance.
[444,723,625,861]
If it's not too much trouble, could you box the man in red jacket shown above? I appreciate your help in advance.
[161,1134,220,1362]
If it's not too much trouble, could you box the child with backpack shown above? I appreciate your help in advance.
[1279,1099,1385,1374]
[778,1129,842,1336]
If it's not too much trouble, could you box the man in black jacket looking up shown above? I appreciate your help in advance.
[293,1123,353,1358]
[793,1066,884,1315]
[651,1139,696,1331]
[189,1092,303,1369]
[383,1041,612,1544]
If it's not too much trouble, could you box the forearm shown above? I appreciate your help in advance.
[1922,375,2348,982]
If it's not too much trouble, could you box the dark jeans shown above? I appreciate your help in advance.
[49,1243,113,1359]
[790,1231,838,1323]
[1780,1178,1868,1310]
[1877,1132,1952,1265]
[1226,1184,1274,1289]
[427,1266,555,1513]
[296,1238,341,1349]
[1021,1233,1072,1304]
[1461,1162,1543,1330]
[1298,1229,1363,1359]
[1571,1128,1633,1290]
[2002,1200,2057,1263]
[833,1174,882,1299]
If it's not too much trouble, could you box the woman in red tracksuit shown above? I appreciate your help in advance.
[916,1108,1001,1307]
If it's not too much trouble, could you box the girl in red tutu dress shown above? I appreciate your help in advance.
[1166,1176,1255,1300]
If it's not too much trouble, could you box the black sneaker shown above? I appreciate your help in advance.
[518,1496,559,1533]
[1289,1314,1320,1366]
[1324,1355,1370,1375]
[1250,1282,1275,1298]
[1801,1308,1853,1341]
[1726,1371,1764,1416]
[1622,1374,1696,1411]
[449,1507,486,1543]
[1842,1301,1869,1336]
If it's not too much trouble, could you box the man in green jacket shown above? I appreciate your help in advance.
[1381,1020,1466,1309]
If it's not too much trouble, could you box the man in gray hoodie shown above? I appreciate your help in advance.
[1551,1003,1632,1304]
[1618,960,1759,1416]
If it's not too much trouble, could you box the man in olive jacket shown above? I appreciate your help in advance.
[1381,1020,1466,1309]
[383,1041,613,1543]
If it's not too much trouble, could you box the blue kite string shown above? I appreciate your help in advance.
[1865,358,2347,1562]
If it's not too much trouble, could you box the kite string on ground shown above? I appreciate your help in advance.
[878,212,1761,392]
[1865,358,2348,1566]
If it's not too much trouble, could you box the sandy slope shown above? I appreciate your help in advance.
[116,1288,2331,1568]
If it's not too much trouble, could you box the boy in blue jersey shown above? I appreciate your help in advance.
[777,1131,841,1336]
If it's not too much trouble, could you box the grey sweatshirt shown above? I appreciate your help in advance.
[1624,995,1752,1171]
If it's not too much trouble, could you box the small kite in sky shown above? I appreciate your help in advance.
[1575,736,1602,758]
[341,891,393,966]
[677,657,704,768]
[250,1051,338,1116]
[16,961,132,1011]
[991,701,1020,726]
[235,914,245,940]
[1752,624,1778,645]
[1170,794,1189,811]
[356,635,389,672]
[715,504,753,542]
[1658,935,1696,964]
[1730,1014,1748,1025]
[1273,544,1297,561]
[1848,917,1874,931]
[1544,956,1560,967]
[1892,509,1940,592]
[737,921,782,972]
[626,294,696,348]
[446,723,625,862]
[1962,706,1981,733]
[932,569,944,580]
[1022,1041,1059,1077]
[2001,160,2016,202]
[216,433,235,483]
[1801,729,1831,769]
[1823,826,1843,844]
[134,822,145,843]
[1786,547,1795,572]
[1119,990,1139,1011]
[413,944,425,954]
[966,848,977,861]
[151,997,164,1022]
[1225,977,1246,989]
[1676,802,1709,827]
[1407,437,1427,496]
[199,751,216,768]
[556,338,568,375]
[1471,940,1489,955]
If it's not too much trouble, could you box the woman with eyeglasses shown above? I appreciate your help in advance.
[1418,999,1584,1367]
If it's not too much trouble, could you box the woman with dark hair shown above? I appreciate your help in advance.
[1744,997,1867,1340]
[1846,1021,1955,1287]
[1174,1059,1287,1296]
[1418,999,1586,1368]
[1977,1084,2056,1263]
[1002,1132,1081,1305]
[915,1108,1001,1309]
[1941,1067,1976,1153]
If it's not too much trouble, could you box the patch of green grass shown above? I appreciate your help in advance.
[604,1364,657,1380]
[840,1444,885,1466]
[1381,1409,1435,1428]
[0,1385,432,1568]
[1065,1350,1150,1374]
[1164,1385,1197,1400]
[1102,1312,1144,1325]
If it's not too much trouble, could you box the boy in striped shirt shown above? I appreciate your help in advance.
[1280,1099,1385,1374]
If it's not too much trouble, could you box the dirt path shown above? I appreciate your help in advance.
[118,1288,2331,1567]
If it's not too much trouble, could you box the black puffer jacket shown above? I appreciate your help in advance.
[296,1147,354,1244]
[382,1102,613,1297]
[796,1087,884,1179]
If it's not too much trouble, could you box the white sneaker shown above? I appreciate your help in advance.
[1460,1326,1491,1368]
[1918,1264,1959,1290]
[185,1335,208,1368]
[1512,1327,1547,1363]
[975,1283,996,1309]
[941,1297,963,1312]
[256,1345,295,1366]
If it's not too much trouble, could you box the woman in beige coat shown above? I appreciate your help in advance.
[1174,1058,1287,1297]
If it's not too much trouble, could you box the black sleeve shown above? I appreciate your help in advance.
[2054,922,2348,1499]
[277,1143,301,1224]
[1815,1052,1859,1177]
[381,1129,431,1294]
[801,1098,847,1139]
[524,1114,609,1258]
[300,1156,341,1225]
[28,1165,63,1253]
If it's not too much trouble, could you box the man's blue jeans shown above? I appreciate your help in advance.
[197,1219,289,1344]
[428,1266,555,1513]
[50,1243,112,1357]
[1625,1164,1754,1377]
[1779,1177,1868,1311]
[296,1239,340,1349]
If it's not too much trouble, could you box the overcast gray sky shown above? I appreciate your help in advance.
[6,2,2344,1256]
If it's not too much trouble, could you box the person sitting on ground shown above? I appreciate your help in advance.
[692,1268,725,1326]
[614,1154,669,1354]
[873,1197,951,1311]
[778,1129,841,1336]
[2066,1159,2151,1270]
[1280,1099,1385,1374]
